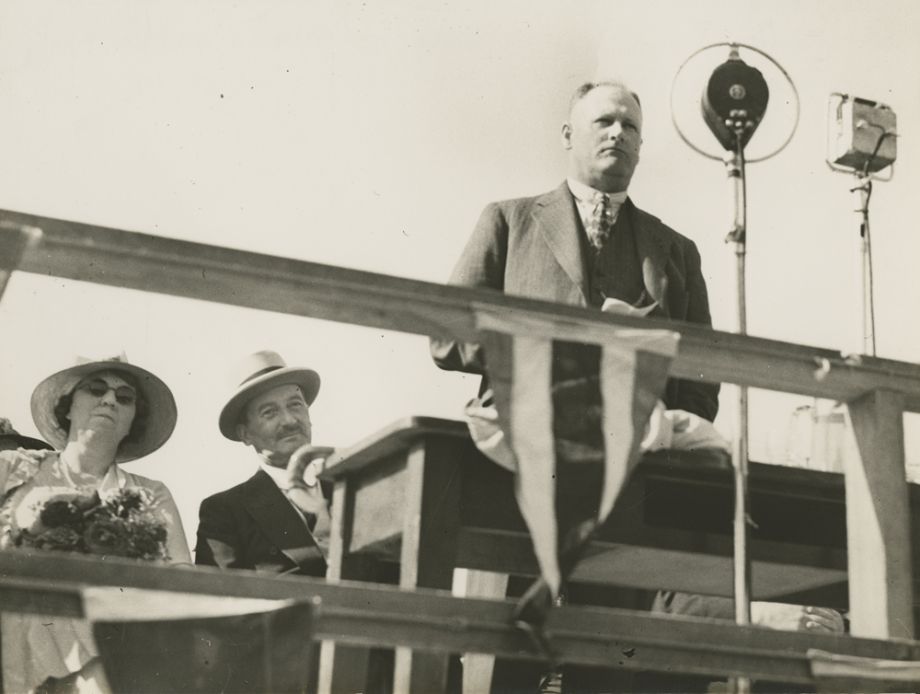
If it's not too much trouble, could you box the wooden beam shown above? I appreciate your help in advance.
[0,576,84,617]
[3,213,920,410]
[0,220,40,301]
[2,554,920,689]
[845,390,915,639]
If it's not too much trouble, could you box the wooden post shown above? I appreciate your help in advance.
[460,570,510,694]
[394,440,462,694]
[318,482,377,694]
[844,388,915,638]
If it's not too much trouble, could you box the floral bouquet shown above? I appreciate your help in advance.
[12,486,169,561]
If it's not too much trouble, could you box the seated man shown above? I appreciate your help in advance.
[196,351,396,692]
[196,350,331,576]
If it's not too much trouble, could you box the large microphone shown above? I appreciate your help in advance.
[671,46,797,666]
[702,47,769,151]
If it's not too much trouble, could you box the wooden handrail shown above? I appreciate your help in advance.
[1,551,918,689]
[2,211,920,409]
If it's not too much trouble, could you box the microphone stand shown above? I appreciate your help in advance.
[850,174,877,356]
[724,133,752,694]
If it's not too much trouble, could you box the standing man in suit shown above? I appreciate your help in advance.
[432,82,842,691]
[196,350,331,577]
[431,80,719,421]
[432,80,720,692]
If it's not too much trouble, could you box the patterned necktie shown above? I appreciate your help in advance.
[585,192,614,251]
[284,456,332,557]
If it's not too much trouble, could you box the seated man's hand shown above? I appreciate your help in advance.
[286,444,335,487]
[752,602,845,633]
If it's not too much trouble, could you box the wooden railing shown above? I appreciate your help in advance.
[0,210,918,685]
[3,552,918,690]
[3,211,920,408]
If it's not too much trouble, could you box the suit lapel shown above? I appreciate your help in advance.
[533,182,589,303]
[629,200,673,316]
[242,470,318,567]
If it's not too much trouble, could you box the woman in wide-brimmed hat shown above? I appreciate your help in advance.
[0,355,191,694]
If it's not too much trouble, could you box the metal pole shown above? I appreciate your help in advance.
[725,141,752,694]
[851,175,876,356]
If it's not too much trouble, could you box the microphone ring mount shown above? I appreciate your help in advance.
[671,42,799,163]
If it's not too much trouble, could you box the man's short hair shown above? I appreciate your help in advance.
[568,81,642,115]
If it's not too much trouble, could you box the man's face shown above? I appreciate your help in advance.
[238,384,312,466]
[562,85,642,193]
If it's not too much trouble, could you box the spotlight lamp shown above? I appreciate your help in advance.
[826,93,898,356]
[826,93,897,179]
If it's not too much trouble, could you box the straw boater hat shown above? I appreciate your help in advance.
[30,354,178,463]
[0,418,53,451]
[218,350,321,441]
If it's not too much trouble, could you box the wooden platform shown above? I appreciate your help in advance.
[322,416,920,603]
[313,415,920,691]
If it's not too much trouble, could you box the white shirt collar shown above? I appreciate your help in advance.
[566,178,629,206]
[259,460,291,490]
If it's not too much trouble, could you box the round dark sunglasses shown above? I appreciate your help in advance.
[76,380,137,406]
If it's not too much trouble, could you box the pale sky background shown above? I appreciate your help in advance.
[1,0,918,551]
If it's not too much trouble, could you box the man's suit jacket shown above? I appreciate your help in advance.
[195,469,326,577]
[431,181,719,421]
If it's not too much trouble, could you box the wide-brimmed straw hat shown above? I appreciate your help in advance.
[0,418,53,451]
[219,350,320,441]
[30,354,177,463]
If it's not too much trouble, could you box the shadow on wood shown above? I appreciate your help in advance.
[93,601,316,694]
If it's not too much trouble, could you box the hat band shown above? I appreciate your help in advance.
[239,365,283,387]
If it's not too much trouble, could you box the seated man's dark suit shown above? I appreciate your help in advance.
[195,469,327,577]
[431,180,719,421]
